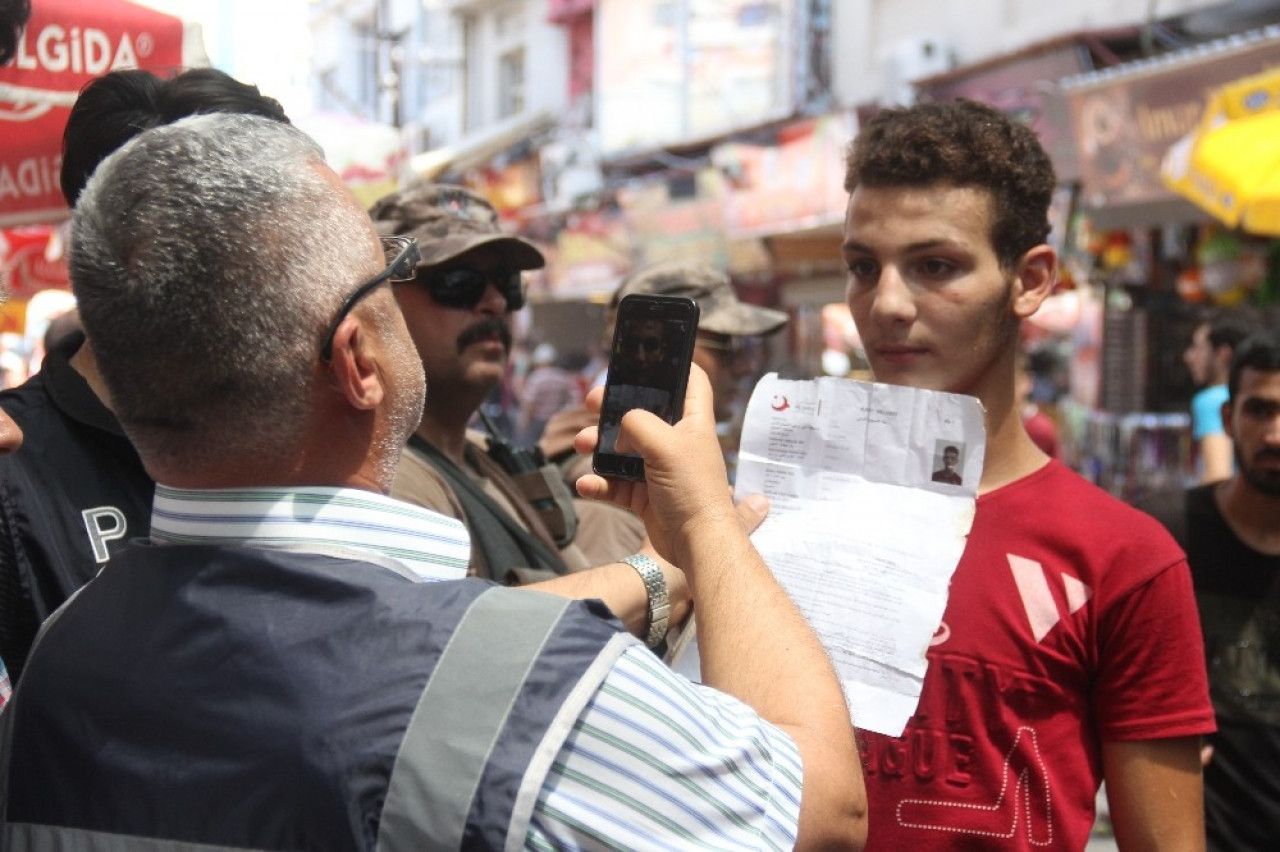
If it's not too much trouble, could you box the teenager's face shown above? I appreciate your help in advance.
[1225,367,1280,497]
[842,184,1050,404]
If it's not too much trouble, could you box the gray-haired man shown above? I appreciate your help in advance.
[1,113,867,850]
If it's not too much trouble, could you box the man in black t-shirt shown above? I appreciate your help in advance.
[1146,329,1280,851]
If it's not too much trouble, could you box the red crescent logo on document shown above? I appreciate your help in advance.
[771,395,790,411]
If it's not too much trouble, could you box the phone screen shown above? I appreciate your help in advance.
[593,294,700,481]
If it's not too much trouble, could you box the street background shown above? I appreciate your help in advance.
[5,4,1280,843]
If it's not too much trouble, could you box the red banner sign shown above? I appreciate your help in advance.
[1,225,69,300]
[0,0,185,226]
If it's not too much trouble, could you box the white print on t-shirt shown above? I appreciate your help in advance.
[1007,554,1092,643]
[82,505,127,563]
[929,621,950,647]
[896,725,1054,846]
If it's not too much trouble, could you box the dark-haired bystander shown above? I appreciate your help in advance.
[0,67,290,683]
[1183,307,1263,483]
[1147,329,1280,851]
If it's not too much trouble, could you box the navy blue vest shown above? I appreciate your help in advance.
[0,332,153,682]
[2,542,631,851]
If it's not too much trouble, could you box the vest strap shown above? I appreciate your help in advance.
[376,586,571,851]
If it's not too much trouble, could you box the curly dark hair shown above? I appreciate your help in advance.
[844,99,1055,269]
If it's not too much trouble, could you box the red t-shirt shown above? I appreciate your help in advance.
[858,460,1214,850]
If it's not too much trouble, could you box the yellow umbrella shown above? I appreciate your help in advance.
[1161,67,1280,235]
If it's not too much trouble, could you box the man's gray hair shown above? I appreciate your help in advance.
[71,113,376,470]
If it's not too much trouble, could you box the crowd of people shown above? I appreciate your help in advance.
[0,45,1277,852]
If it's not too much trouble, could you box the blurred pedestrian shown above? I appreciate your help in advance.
[1018,350,1059,457]
[843,99,1214,850]
[371,183,643,580]
[2,113,868,850]
[0,67,290,684]
[1184,307,1262,483]
[515,342,582,445]
[1146,328,1280,851]
[41,308,80,356]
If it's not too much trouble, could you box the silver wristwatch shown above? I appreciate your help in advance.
[621,553,670,649]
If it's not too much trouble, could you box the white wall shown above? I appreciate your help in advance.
[401,3,465,150]
[456,0,568,134]
[830,0,1226,107]
[147,0,316,117]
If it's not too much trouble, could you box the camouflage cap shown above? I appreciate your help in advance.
[368,182,545,271]
[614,262,788,337]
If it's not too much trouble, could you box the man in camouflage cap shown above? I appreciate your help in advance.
[612,261,788,423]
[370,183,545,271]
[540,262,788,483]
[371,182,643,582]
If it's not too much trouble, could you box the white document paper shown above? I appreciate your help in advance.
[726,373,985,736]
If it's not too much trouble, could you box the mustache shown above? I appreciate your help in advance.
[456,316,512,354]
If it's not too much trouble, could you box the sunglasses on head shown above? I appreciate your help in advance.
[320,236,421,362]
[417,267,526,312]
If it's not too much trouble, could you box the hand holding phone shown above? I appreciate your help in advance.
[577,362,741,568]
[592,294,699,481]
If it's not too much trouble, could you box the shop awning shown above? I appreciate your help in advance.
[0,0,206,227]
[1061,25,1280,220]
[409,110,556,182]
[1161,66,1280,235]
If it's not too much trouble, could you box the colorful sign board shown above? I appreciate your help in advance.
[0,0,188,226]
[715,114,853,239]
[595,0,794,155]
[1065,34,1280,210]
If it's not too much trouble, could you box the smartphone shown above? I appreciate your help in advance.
[593,294,700,481]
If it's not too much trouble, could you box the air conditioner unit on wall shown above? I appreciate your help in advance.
[879,35,954,107]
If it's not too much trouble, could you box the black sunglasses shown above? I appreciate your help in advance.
[320,236,421,362]
[416,267,526,312]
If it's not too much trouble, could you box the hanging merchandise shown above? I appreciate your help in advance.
[1195,228,1267,305]
[1070,410,1192,501]
[1176,266,1206,303]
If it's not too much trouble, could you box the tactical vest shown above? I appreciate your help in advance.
[1,542,632,851]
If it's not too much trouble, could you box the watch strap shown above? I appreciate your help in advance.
[621,553,670,649]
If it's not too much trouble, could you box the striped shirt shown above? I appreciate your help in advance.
[150,484,803,849]
[150,485,471,581]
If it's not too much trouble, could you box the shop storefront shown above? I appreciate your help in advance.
[1058,26,1280,498]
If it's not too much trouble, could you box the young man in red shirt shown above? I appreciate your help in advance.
[842,100,1214,850]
